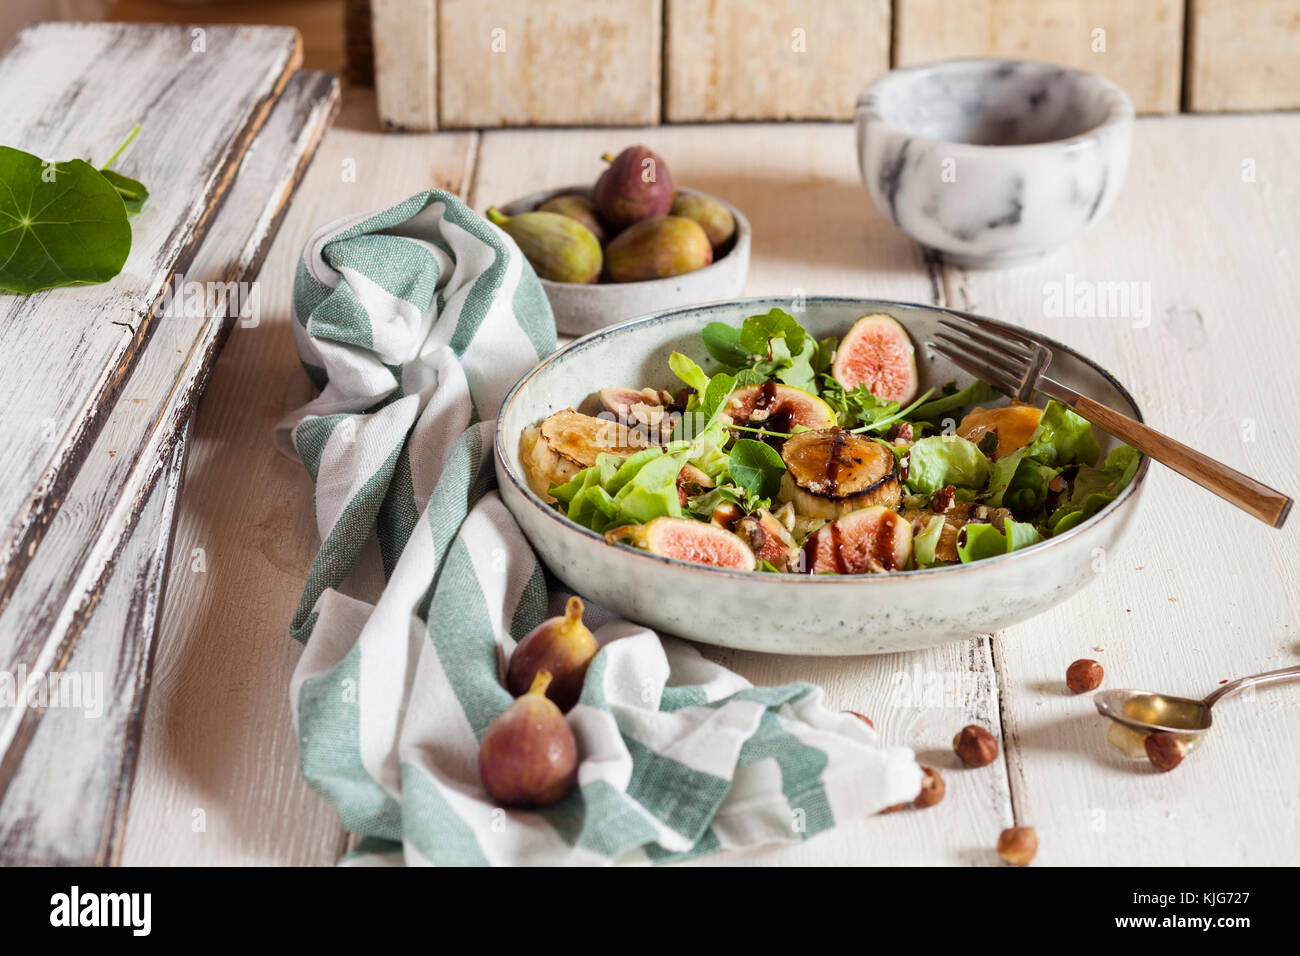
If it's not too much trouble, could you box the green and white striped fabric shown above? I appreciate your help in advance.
[274,189,920,865]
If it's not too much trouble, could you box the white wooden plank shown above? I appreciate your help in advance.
[119,93,479,867]
[945,114,1300,865]
[0,23,301,611]
[474,124,1013,865]
[0,428,187,866]
[0,71,340,859]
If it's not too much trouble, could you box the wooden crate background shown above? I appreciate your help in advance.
[370,0,1300,128]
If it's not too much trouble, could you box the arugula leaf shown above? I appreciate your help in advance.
[904,435,991,495]
[727,439,786,501]
[0,147,132,293]
[908,380,1001,422]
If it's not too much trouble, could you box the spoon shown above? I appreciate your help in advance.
[1095,664,1300,739]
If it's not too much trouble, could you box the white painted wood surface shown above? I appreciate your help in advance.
[122,100,1300,865]
[0,70,340,864]
[0,24,302,739]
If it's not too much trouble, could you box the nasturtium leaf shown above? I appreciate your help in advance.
[0,147,132,293]
[727,438,786,501]
[99,168,149,216]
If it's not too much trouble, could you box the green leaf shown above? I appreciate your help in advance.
[956,519,1041,563]
[0,147,132,293]
[1046,444,1141,535]
[904,435,991,495]
[913,515,947,568]
[727,438,786,501]
[700,321,748,367]
[1020,400,1101,468]
[99,168,148,216]
[908,380,1002,422]
[668,351,711,398]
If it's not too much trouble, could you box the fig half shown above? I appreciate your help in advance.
[801,505,913,574]
[607,516,755,571]
[831,313,918,404]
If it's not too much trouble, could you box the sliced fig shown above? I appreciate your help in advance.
[734,507,798,570]
[779,427,901,519]
[597,386,659,419]
[607,516,755,571]
[801,505,913,575]
[724,382,837,436]
[675,462,713,506]
[831,313,919,404]
[958,404,1043,460]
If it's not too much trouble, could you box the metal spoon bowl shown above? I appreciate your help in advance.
[1095,664,1300,739]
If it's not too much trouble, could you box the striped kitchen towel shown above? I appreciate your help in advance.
[274,189,920,865]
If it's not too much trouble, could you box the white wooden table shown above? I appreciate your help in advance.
[119,91,1300,866]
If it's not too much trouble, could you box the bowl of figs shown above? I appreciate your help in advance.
[487,145,750,337]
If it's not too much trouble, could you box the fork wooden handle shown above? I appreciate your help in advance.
[1071,395,1293,528]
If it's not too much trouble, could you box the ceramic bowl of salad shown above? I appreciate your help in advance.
[494,297,1148,654]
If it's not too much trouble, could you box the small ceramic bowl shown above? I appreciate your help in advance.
[856,58,1134,268]
[498,186,750,337]
[494,296,1149,655]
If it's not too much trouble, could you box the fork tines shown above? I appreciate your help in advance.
[930,314,1053,403]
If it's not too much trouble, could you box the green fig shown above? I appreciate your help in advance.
[537,194,607,244]
[669,192,736,248]
[478,671,578,808]
[592,145,674,230]
[603,215,712,283]
[507,596,598,712]
[486,207,602,284]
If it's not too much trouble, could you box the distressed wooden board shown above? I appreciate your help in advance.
[894,0,1184,114]
[941,114,1300,864]
[372,0,437,130]
[0,429,186,866]
[119,93,477,867]
[438,0,661,128]
[0,23,301,612]
[474,124,1012,864]
[664,0,890,122]
[1186,0,1300,112]
[0,71,341,788]
[0,71,339,860]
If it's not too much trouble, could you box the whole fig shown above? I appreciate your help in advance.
[486,207,601,283]
[478,671,578,808]
[604,215,712,283]
[537,194,606,244]
[669,192,735,248]
[592,145,674,230]
[507,596,598,712]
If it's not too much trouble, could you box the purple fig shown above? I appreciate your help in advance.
[486,207,602,284]
[478,671,578,808]
[506,596,598,712]
[592,145,674,230]
[537,194,607,244]
[670,192,735,248]
[604,215,712,283]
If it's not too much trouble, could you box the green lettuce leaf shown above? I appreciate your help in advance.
[550,448,686,532]
[956,518,1042,563]
[912,515,947,569]
[907,380,1002,423]
[1046,445,1141,535]
[904,435,991,495]
[1020,400,1101,468]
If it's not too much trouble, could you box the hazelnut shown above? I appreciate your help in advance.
[845,711,874,729]
[914,766,945,808]
[1066,658,1104,694]
[1144,732,1188,772]
[953,724,999,767]
[997,826,1038,866]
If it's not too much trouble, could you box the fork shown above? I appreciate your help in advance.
[929,311,1293,528]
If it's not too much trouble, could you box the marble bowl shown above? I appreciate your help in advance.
[856,58,1134,268]
[494,296,1149,655]
[498,186,750,337]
